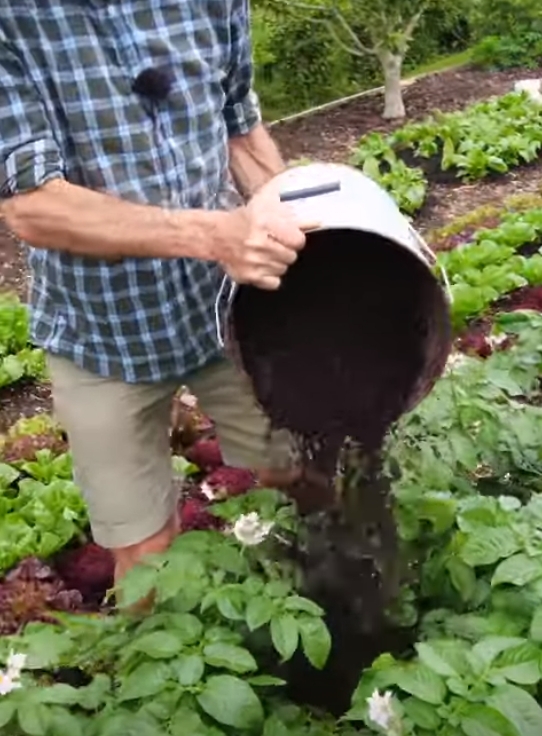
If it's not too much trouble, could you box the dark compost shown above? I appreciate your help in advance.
[231,228,450,454]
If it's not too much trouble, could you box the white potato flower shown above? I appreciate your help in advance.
[0,651,26,695]
[367,689,395,731]
[232,512,273,546]
[0,671,21,696]
[6,652,26,678]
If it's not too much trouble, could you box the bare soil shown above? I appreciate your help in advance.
[1,64,541,425]
[0,220,28,299]
[417,161,542,233]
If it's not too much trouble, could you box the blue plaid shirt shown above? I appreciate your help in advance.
[0,0,261,382]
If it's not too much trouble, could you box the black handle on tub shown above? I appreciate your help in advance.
[279,180,341,202]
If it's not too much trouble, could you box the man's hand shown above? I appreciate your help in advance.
[219,184,320,290]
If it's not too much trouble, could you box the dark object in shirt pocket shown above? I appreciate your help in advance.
[132,66,175,102]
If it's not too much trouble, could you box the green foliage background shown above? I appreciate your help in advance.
[251,0,472,120]
[251,0,542,121]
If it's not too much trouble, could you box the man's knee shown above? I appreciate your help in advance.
[46,353,178,550]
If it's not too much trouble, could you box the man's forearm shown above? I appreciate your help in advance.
[228,123,285,198]
[0,179,230,261]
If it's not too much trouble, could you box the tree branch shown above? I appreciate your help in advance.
[403,2,429,41]
[330,7,378,55]
[266,0,378,56]
[324,19,374,57]
[264,0,428,58]
[267,0,330,14]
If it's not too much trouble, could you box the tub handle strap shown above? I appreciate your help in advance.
[215,274,236,348]
[408,224,453,304]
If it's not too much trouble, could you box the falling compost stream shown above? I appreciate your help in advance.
[231,229,451,713]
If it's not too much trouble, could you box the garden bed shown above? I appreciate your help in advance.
[3,63,542,735]
[3,297,542,733]
[272,65,542,232]
[348,91,542,216]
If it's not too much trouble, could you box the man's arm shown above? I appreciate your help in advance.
[0,42,236,262]
[222,0,286,197]
[229,123,285,198]
[0,34,309,290]
[2,179,233,261]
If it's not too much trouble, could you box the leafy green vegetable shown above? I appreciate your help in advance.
[0,451,87,574]
[436,208,542,329]
[350,91,542,214]
[0,294,46,388]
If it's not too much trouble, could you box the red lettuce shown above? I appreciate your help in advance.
[184,438,223,471]
[54,543,114,605]
[0,558,84,635]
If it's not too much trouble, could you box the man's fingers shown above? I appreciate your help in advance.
[245,230,301,264]
[268,221,306,250]
[226,258,286,288]
[244,239,297,269]
[268,215,321,248]
[255,274,281,290]
[267,242,298,266]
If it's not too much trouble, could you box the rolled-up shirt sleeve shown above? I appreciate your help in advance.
[0,42,64,198]
[222,0,262,138]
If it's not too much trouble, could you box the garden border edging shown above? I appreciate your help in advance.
[269,61,469,127]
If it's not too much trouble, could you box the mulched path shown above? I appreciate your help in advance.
[1,64,542,426]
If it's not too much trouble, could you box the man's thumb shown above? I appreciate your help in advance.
[298,219,321,232]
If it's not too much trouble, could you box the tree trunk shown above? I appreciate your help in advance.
[378,50,405,119]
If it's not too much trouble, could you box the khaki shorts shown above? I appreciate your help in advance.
[47,354,293,549]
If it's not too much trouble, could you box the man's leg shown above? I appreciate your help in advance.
[187,358,334,512]
[187,358,301,492]
[47,354,178,585]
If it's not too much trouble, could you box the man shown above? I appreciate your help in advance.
[0,1,316,585]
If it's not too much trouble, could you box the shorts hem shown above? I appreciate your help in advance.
[90,496,178,549]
